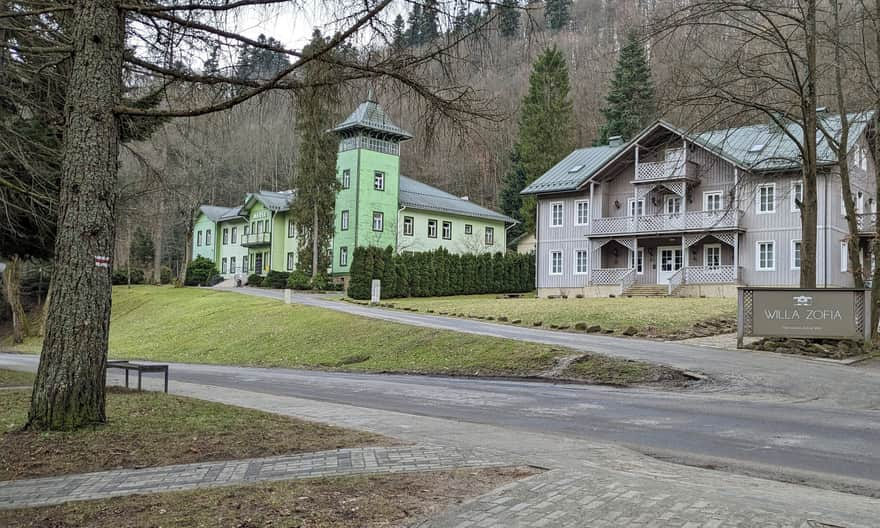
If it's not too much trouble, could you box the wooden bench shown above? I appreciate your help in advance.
[107,360,169,393]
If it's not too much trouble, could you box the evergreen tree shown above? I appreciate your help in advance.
[235,34,290,80]
[499,0,521,38]
[130,227,155,270]
[392,14,407,48]
[421,0,440,42]
[499,147,526,239]
[203,45,222,76]
[453,1,469,34]
[292,30,343,278]
[516,45,574,233]
[406,4,423,46]
[544,0,571,31]
[598,30,656,143]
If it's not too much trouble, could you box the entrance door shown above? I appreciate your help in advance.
[254,253,263,274]
[657,246,683,284]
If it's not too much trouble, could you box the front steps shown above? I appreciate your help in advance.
[623,284,669,297]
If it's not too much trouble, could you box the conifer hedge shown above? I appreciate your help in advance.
[347,246,535,300]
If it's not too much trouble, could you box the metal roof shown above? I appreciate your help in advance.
[243,190,295,212]
[199,205,240,222]
[522,111,874,196]
[520,144,625,195]
[329,99,413,140]
[400,176,514,224]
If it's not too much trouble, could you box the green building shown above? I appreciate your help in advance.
[192,97,515,285]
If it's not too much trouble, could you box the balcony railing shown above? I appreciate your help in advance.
[636,160,698,182]
[240,232,271,246]
[591,268,633,285]
[669,265,743,294]
[856,213,877,233]
[590,209,742,236]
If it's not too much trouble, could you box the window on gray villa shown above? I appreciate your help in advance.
[551,202,563,227]
[576,201,590,225]
[791,240,801,270]
[757,183,776,214]
[550,251,563,275]
[757,241,775,270]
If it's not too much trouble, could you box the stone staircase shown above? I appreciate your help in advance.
[622,284,669,297]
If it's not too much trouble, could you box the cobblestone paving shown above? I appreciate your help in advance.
[0,445,504,509]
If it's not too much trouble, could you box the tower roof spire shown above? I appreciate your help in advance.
[329,97,413,141]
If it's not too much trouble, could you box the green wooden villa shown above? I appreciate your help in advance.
[191,96,515,284]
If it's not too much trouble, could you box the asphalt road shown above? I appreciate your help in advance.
[2,353,879,496]
[234,287,880,409]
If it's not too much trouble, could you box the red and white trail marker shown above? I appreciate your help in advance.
[95,256,110,269]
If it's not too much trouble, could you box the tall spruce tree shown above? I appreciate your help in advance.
[544,0,571,31]
[499,0,521,38]
[392,14,406,48]
[406,4,423,46]
[598,30,656,143]
[516,46,574,233]
[421,0,440,42]
[291,30,342,278]
[499,148,526,238]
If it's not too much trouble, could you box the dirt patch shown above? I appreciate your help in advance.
[560,354,696,387]
[0,467,540,528]
[743,337,869,360]
[640,317,738,341]
[0,387,391,480]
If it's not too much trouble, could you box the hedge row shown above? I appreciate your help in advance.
[348,246,535,300]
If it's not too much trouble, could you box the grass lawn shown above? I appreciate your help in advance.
[8,286,689,385]
[381,294,737,335]
[0,387,386,480]
[0,369,34,388]
[0,467,537,528]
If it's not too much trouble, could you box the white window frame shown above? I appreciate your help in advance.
[550,202,564,227]
[485,226,495,245]
[222,228,229,245]
[242,256,248,273]
[372,211,384,232]
[575,200,590,226]
[374,171,385,191]
[288,220,296,238]
[442,221,452,240]
[221,257,228,274]
[635,247,644,274]
[340,246,348,267]
[341,169,351,189]
[574,250,589,275]
[427,219,438,238]
[550,250,563,276]
[403,216,414,236]
[627,198,645,217]
[664,195,682,215]
[791,239,802,271]
[231,227,237,244]
[197,231,202,246]
[341,210,350,231]
[841,240,849,272]
[703,191,723,212]
[757,183,776,214]
[756,240,776,271]
[205,229,213,245]
[287,252,295,271]
[230,257,236,273]
[790,181,803,212]
[704,244,721,270]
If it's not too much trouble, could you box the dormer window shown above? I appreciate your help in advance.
[568,164,584,173]
[749,143,766,153]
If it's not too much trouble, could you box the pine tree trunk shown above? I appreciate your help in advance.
[27,0,124,431]
[3,257,28,344]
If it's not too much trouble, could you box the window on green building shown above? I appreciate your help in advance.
[197,231,202,246]
[464,224,473,235]
[222,228,228,245]
[206,229,212,245]
[403,216,414,236]
[485,226,494,245]
[372,211,384,232]
[374,171,385,191]
[221,258,228,274]
[342,169,350,189]
[231,227,238,244]
[230,257,236,273]
[288,220,295,238]
[427,219,437,238]
[287,252,295,271]
[341,210,350,231]
[340,246,349,266]
[442,221,452,240]
[242,256,248,273]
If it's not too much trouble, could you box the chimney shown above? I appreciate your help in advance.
[608,135,624,147]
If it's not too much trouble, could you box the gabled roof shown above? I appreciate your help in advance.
[520,144,625,195]
[329,98,413,140]
[399,176,515,224]
[243,190,295,212]
[199,205,241,222]
[522,111,875,196]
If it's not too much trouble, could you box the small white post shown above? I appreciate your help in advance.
[284,289,292,304]
[371,279,381,305]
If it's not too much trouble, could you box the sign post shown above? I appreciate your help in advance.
[737,287,871,348]
[370,279,381,305]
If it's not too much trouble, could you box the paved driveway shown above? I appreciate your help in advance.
[229,287,880,409]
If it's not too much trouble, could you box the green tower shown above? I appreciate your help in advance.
[329,96,412,276]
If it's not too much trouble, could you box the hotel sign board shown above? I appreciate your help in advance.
[737,288,871,347]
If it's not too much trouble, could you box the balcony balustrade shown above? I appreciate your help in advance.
[589,209,742,236]
[240,232,271,247]
[636,160,698,182]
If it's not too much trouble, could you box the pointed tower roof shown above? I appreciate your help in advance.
[329,98,413,141]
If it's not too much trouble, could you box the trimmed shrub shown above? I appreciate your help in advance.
[310,274,330,291]
[287,270,311,290]
[347,247,535,300]
[263,270,290,289]
[185,256,217,286]
[111,267,145,285]
[247,273,264,287]
[160,266,173,285]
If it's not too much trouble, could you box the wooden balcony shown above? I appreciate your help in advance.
[635,160,699,182]
[240,232,271,247]
[590,209,742,236]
